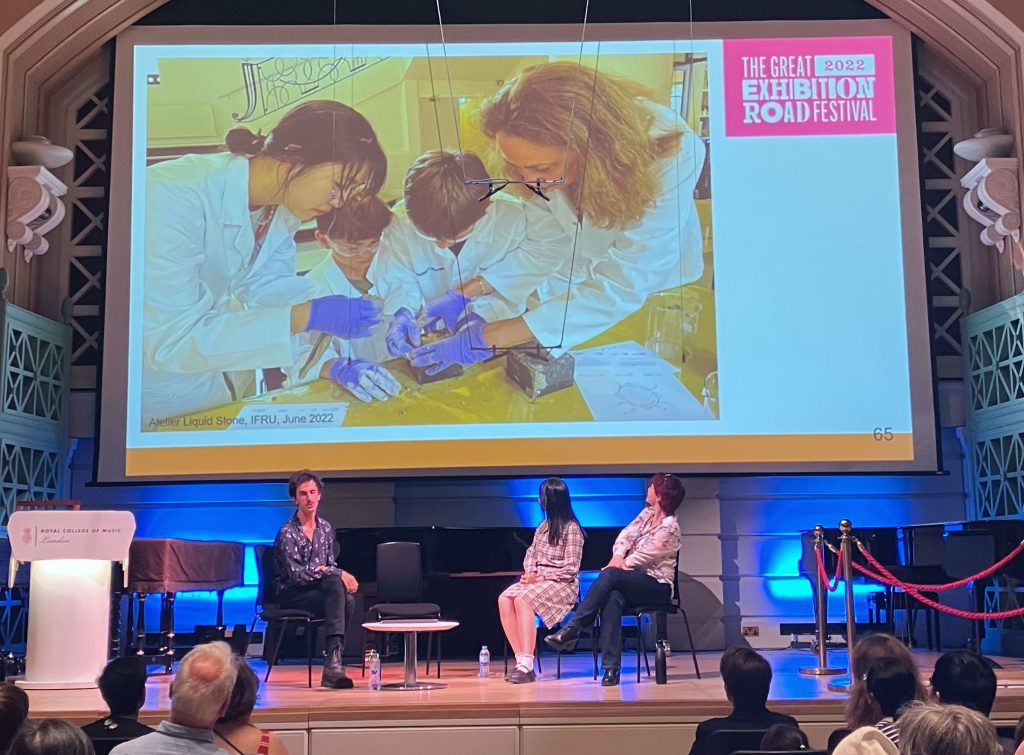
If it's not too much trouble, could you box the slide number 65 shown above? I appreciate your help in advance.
[872,427,894,441]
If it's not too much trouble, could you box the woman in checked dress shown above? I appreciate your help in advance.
[498,477,584,684]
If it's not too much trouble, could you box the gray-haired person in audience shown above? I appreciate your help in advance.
[9,719,96,755]
[900,701,1002,755]
[110,641,237,754]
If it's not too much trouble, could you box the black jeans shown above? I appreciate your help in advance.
[568,568,670,671]
[278,577,355,643]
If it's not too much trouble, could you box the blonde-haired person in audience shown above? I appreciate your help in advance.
[901,701,1002,755]
[214,656,287,755]
[844,633,928,729]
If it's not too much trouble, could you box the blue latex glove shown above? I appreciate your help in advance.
[424,290,472,334]
[306,295,381,339]
[408,319,490,376]
[328,359,402,403]
[385,307,421,357]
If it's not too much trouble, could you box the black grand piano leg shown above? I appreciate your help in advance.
[164,592,176,673]
[135,593,147,656]
[216,590,226,632]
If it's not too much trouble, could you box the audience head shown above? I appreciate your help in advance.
[218,656,260,724]
[0,682,29,752]
[169,641,237,729]
[97,656,148,717]
[539,477,579,545]
[8,719,95,755]
[720,645,772,711]
[865,656,918,719]
[930,650,997,716]
[845,633,926,727]
[760,724,808,751]
[648,473,686,515]
[899,701,1001,755]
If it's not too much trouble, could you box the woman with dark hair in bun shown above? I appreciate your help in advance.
[142,100,388,421]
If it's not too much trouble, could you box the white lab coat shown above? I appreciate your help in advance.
[481,102,707,355]
[142,152,317,421]
[371,196,525,323]
[285,257,391,387]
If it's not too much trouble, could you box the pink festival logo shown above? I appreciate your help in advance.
[21,528,32,545]
[723,36,897,137]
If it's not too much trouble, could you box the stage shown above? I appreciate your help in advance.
[22,649,1024,755]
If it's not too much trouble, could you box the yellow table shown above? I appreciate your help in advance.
[161,285,717,431]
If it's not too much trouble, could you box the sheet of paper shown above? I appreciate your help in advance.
[226,402,347,431]
[571,342,711,421]
[571,340,680,377]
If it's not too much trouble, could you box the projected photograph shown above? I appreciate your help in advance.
[137,47,718,434]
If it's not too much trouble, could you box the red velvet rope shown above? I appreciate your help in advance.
[851,544,1024,621]
[855,538,1024,592]
[815,543,844,592]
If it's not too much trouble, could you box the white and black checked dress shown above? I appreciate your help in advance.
[500,520,584,628]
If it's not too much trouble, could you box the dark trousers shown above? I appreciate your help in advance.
[279,577,355,644]
[569,568,670,671]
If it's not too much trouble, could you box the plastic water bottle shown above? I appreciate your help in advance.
[368,650,382,690]
[478,645,490,678]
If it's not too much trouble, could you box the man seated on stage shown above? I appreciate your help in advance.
[687,646,799,755]
[110,641,236,754]
[81,657,153,754]
[274,469,358,690]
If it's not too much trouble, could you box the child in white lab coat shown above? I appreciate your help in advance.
[291,197,401,403]
[374,150,526,358]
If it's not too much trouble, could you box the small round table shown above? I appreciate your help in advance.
[362,620,459,691]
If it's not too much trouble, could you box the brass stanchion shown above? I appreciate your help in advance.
[827,519,857,692]
[800,525,845,676]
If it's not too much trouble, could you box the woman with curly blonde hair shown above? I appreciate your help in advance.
[407,61,707,373]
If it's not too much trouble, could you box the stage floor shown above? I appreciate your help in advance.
[22,649,1024,755]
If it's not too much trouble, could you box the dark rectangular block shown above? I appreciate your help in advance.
[506,347,575,400]
[408,361,464,384]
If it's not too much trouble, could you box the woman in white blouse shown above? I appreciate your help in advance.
[545,473,684,686]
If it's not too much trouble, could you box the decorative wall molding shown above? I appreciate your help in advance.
[4,165,67,262]
[0,276,72,520]
[961,157,1022,254]
[964,291,1024,518]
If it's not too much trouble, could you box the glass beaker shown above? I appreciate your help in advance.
[645,291,703,366]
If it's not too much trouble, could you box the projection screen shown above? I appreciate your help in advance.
[98,20,938,480]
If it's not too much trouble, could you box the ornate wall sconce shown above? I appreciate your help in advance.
[5,166,68,262]
[960,157,1020,254]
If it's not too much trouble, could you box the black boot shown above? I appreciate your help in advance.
[544,624,580,653]
[321,635,354,689]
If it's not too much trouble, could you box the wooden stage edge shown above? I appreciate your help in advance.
[24,649,1024,726]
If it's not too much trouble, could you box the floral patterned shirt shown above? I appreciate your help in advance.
[612,507,681,589]
[273,513,339,594]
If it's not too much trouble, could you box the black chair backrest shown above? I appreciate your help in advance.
[376,542,424,603]
[254,544,279,607]
[707,729,771,755]
[827,727,852,752]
